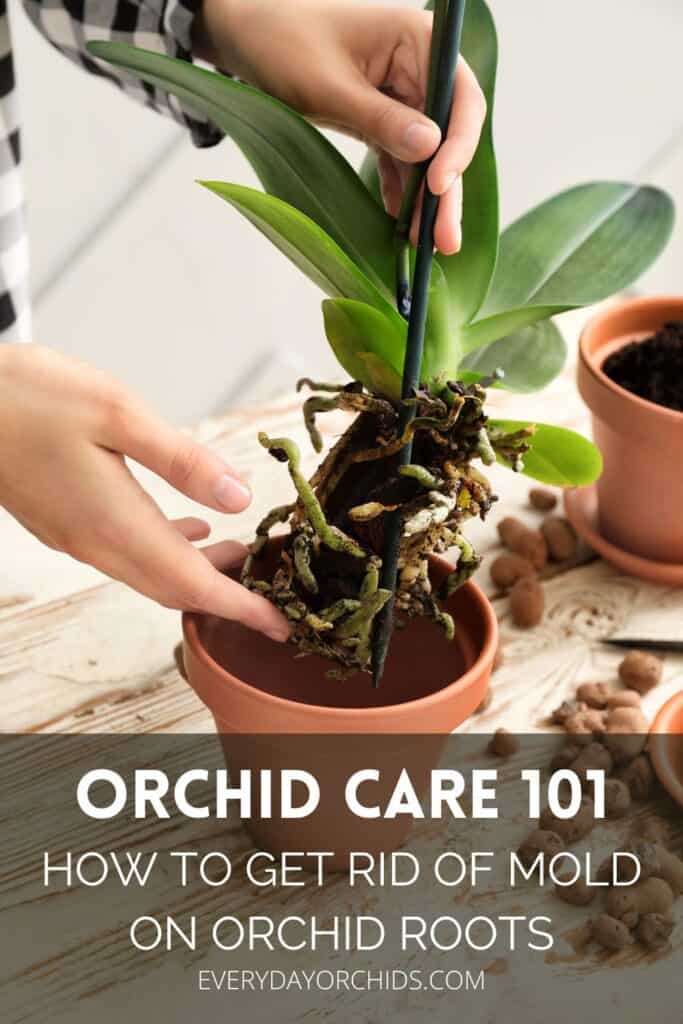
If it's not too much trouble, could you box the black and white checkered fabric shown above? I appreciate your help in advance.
[0,0,222,342]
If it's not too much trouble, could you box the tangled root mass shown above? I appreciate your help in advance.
[241,378,533,677]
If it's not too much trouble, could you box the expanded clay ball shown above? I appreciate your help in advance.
[596,841,664,886]
[497,515,526,547]
[605,839,682,889]
[550,743,584,771]
[510,576,544,628]
[606,877,674,929]
[516,829,565,869]
[497,517,548,570]
[569,742,613,781]
[564,708,607,740]
[529,487,557,511]
[592,914,633,952]
[606,690,642,710]
[617,755,655,802]
[488,728,520,758]
[602,706,649,762]
[490,553,536,590]
[541,516,577,562]
[555,874,596,907]
[551,700,588,727]
[604,778,631,818]
[637,913,675,950]
[618,650,663,695]
[576,682,611,709]
[540,796,595,844]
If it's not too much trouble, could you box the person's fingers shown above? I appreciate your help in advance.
[427,58,486,196]
[194,567,290,641]
[433,176,463,255]
[198,538,250,571]
[333,75,440,163]
[377,150,403,218]
[409,180,425,249]
[171,517,212,542]
[407,171,462,256]
[77,454,289,641]
[97,392,252,513]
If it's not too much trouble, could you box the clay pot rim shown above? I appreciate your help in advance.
[650,691,683,810]
[579,295,683,426]
[182,567,498,722]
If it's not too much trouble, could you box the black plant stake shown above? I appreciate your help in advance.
[371,0,468,687]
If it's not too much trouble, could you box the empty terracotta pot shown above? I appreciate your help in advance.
[181,542,497,866]
[578,296,683,563]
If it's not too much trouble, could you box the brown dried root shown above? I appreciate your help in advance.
[488,424,535,473]
[243,378,511,676]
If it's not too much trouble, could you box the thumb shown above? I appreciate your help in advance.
[336,78,441,163]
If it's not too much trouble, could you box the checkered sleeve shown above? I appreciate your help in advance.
[22,0,224,148]
[0,4,30,339]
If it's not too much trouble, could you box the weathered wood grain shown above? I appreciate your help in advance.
[1,316,682,1020]
[0,309,681,733]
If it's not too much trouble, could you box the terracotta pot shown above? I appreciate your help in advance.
[650,692,683,811]
[578,296,683,563]
[181,542,497,867]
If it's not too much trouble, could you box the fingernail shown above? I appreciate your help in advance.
[214,473,251,511]
[266,624,290,643]
[442,171,459,193]
[402,121,439,159]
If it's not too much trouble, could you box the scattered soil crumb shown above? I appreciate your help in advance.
[484,957,508,975]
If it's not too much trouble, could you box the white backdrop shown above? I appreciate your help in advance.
[13,0,683,423]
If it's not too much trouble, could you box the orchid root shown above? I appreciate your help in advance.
[258,433,365,558]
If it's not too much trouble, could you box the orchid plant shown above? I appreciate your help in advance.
[91,0,673,678]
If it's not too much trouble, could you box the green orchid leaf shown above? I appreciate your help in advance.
[436,0,499,326]
[481,182,675,318]
[460,320,567,392]
[199,182,400,319]
[422,260,460,383]
[322,299,404,399]
[359,151,382,205]
[490,419,603,487]
[458,304,560,353]
[88,42,395,295]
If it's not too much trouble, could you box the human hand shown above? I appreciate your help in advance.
[0,345,289,641]
[192,0,486,255]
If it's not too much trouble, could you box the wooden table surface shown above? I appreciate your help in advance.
[1,308,682,735]
[2,310,682,1023]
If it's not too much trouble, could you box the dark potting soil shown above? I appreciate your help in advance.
[602,320,683,412]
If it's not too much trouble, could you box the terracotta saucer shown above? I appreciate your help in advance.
[564,485,683,586]
[650,692,683,810]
